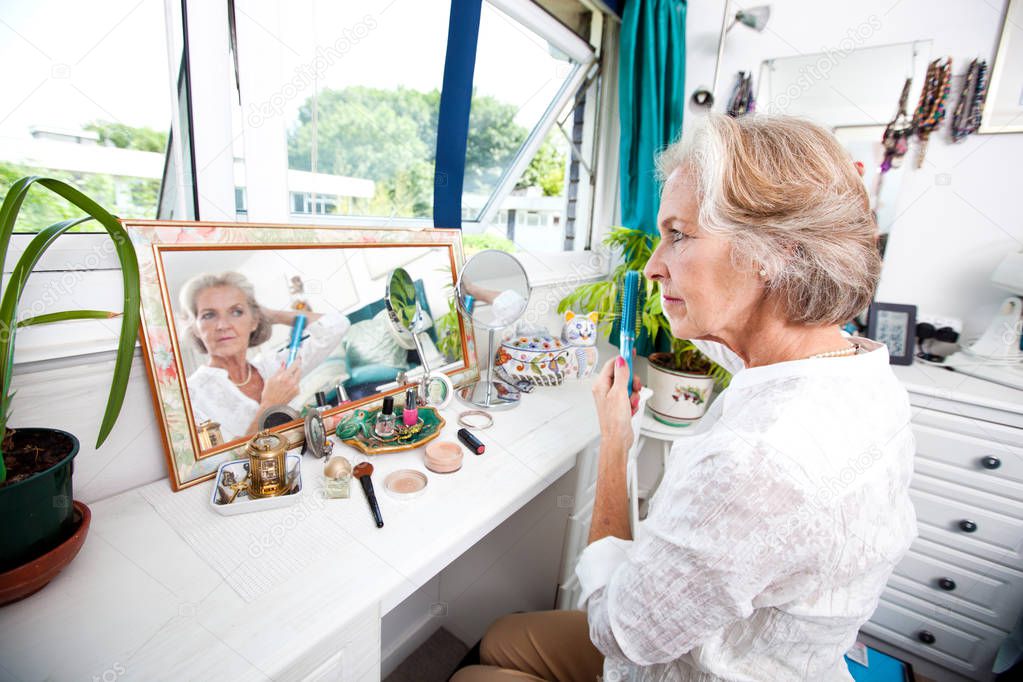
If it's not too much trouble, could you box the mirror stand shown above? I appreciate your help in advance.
[457,327,520,410]
[409,303,433,398]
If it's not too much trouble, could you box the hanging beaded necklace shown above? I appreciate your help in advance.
[881,78,914,174]
[912,57,952,168]
[951,58,989,142]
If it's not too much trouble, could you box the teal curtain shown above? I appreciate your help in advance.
[619,0,687,236]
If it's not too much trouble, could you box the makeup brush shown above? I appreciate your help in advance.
[353,462,384,528]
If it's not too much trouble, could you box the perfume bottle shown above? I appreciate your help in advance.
[323,455,351,499]
[403,387,419,427]
[375,396,396,438]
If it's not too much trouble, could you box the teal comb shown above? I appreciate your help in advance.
[618,270,643,397]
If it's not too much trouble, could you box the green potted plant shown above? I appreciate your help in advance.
[558,226,730,425]
[0,176,141,604]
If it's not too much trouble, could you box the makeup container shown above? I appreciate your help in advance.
[384,469,428,501]
[424,441,463,474]
[323,456,351,499]
[315,391,330,413]
[457,428,485,455]
[403,387,419,427]
[375,396,396,438]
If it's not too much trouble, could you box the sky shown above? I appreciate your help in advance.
[0,0,575,143]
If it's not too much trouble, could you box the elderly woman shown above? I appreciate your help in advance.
[180,271,350,441]
[452,115,917,681]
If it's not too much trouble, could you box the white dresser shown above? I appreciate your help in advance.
[859,364,1023,682]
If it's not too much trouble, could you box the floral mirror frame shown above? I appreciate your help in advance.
[124,220,476,490]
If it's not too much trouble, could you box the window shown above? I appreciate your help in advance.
[233,0,450,223]
[0,0,173,231]
[460,0,596,254]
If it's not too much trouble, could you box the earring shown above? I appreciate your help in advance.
[759,268,767,277]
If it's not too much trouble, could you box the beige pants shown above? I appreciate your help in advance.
[450,610,605,682]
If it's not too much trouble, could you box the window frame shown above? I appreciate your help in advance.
[7,0,622,365]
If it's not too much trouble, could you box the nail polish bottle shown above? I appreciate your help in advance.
[403,387,419,427]
[375,396,396,438]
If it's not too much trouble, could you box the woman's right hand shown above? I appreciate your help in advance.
[592,356,642,453]
[259,359,302,407]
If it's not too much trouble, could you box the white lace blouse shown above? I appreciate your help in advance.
[575,337,918,681]
[187,312,350,441]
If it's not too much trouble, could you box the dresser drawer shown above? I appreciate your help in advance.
[910,483,1022,567]
[913,408,1023,449]
[864,588,1004,678]
[890,537,1023,631]
[913,424,1023,501]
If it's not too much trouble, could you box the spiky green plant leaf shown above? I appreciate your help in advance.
[0,177,141,482]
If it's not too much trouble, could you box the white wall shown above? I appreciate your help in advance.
[683,0,1022,339]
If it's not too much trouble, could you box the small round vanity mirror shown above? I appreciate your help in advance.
[303,411,327,458]
[385,267,449,408]
[455,250,531,410]
[385,267,419,346]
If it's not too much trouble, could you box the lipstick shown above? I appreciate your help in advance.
[457,428,485,455]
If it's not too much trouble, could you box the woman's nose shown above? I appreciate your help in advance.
[644,245,666,282]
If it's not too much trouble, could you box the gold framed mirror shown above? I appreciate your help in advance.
[125,220,475,490]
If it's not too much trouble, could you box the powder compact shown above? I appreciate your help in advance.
[383,469,428,501]
[424,441,463,474]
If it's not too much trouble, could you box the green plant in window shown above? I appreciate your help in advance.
[0,176,141,483]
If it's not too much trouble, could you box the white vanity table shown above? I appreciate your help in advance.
[0,382,600,681]
[3,361,1020,682]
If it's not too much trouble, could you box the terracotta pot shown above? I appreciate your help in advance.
[0,500,90,606]
[646,353,716,426]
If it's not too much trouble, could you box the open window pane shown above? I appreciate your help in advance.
[237,0,449,222]
[0,0,172,232]
[462,2,578,223]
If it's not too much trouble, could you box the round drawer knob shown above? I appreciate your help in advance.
[917,630,936,645]
[959,520,978,533]
[981,456,1002,470]
[938,577,957,591]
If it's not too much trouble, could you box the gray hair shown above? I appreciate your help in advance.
[178,271,272,354]
[656,114,880,326]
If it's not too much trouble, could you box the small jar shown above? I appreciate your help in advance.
[323,456,352,499]
[375,396,396,438]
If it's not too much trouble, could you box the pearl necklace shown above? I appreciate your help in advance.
[806,343,859,360]
[230,363,253,387]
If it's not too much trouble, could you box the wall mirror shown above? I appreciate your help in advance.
[756,40,932,256]
[125,220,474,490]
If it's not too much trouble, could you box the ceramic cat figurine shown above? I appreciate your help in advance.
[561,311,599,379]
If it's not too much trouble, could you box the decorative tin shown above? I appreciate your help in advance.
[497,333,572,386]
[244,430,289,498]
